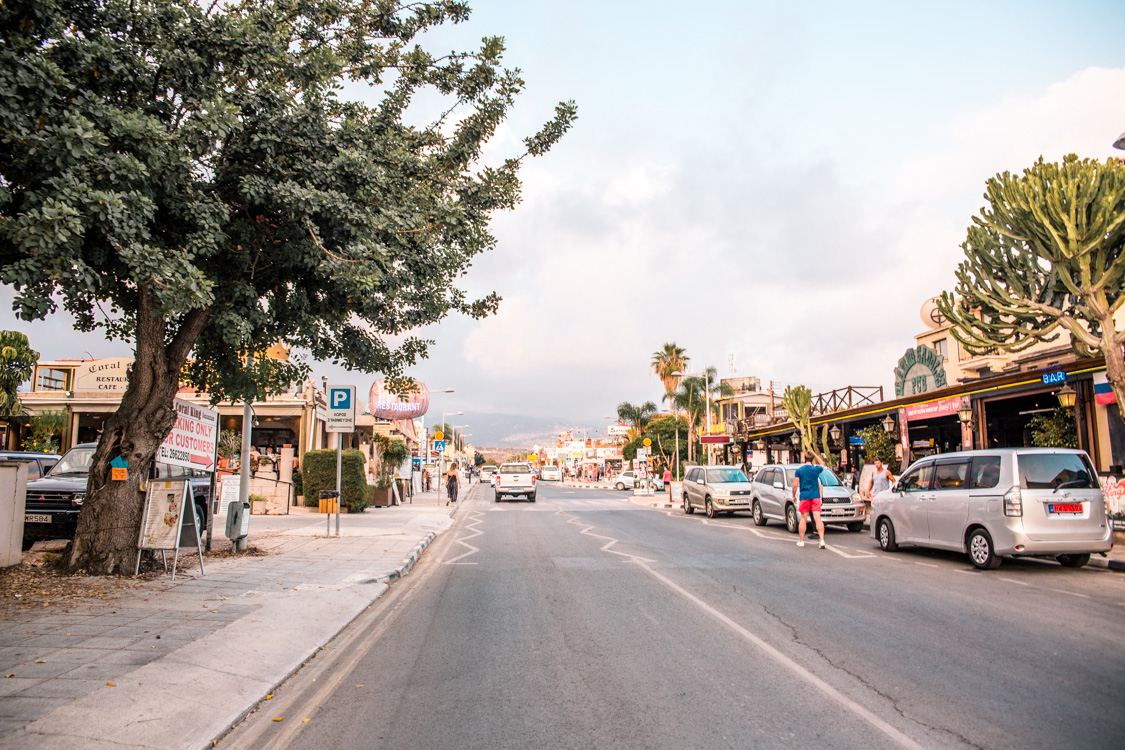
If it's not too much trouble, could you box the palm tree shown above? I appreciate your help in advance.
[651,343,689,409]
[616,400,657,440]
[668,366,733,463]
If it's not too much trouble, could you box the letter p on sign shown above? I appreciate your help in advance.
[331,388,351,409]
[326,385,356,432]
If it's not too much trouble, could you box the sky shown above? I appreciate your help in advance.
[4,0,1125,447]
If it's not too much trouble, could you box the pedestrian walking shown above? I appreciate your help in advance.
[864,457,895,501]
[445,464,460,505]
[663,465,672,500]
[792,451,826,549]
[423,469,432,493]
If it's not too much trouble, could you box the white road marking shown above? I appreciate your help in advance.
[1049,588,1090,599]
[558,509,928,750]
[444,510,484,565]
[913,562,939,568]
[1000,577,1030,586]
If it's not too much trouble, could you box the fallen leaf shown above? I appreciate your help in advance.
[272,717,283,722]
[106,682,116,687]
[265,694,273,700]
[34,660,45,664]
[4,674,13,678]
[355,685,364,688]
[302,718,310,723]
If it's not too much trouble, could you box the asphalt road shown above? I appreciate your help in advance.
[224,482,1125,750]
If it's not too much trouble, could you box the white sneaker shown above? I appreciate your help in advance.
[819,540,826,549]
[796,540,805,547]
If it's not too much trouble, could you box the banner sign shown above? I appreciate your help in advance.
[368,379,430,419]
[903,395,965,423]
[157,399,219,471]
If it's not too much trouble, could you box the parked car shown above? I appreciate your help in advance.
[681,465,753,518]
[613,470,664,491]
[539,466,560,481]
[750,463,866,532]
[479,466,496,484]
[22,443,213,550]
[0,451,60,481]
[870,448,1112,570]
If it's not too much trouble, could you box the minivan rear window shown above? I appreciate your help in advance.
[1018,453,1098,491]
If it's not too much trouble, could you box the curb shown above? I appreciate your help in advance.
[1089,555,1125,572]
[375,531,437,583]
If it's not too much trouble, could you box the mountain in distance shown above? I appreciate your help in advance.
[444,412,604,450]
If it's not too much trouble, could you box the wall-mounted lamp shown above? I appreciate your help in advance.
[882,415,896,433]
[790,432,801,447]
[1057,384,1077,409]
[957,405,974,425]
[829,425,841,443]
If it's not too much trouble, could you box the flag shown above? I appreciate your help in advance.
[1094,372,1116,405]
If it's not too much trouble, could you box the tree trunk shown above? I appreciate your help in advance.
[65,290,211,574]
[1103,329,1125,420]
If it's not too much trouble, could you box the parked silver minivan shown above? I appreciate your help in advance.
[870,448,1112,569]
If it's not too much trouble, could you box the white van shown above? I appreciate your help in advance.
[871,448,1112,569]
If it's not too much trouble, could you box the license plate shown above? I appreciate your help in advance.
[823,509,845,516]
[1049,503,1083,514]
[24,514,51,523]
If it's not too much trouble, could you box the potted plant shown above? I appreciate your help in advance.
[372,476,393,507]
[217,429,241,469]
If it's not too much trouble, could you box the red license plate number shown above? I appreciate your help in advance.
[1049,503,1083,514]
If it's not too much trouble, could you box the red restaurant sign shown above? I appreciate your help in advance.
[903,395,965,423]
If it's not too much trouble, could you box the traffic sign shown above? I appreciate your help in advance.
[157,399,219,471]
[434,440,445,452]
[326,385,356,432]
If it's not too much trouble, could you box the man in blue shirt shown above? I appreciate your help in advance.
[791,451,826,548]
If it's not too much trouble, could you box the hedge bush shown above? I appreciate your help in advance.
[301,449,370,512]
[292,470,303,498]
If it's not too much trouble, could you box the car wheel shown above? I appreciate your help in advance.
[683,494,694,514]
[752,500,767,526]
[785,503,799,533]
[847,521,864,533]
[615,482,626,491]
[494,493,501,502]
[528,494,536,503]
[877,517,898,551]
[193,501,206,533]
[967,528,1001,569]
[705,497,716,519]
[1056,553,1090,568]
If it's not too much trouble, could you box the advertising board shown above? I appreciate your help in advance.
[157,399,219,472]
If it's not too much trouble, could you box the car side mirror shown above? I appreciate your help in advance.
[773,480,784,489]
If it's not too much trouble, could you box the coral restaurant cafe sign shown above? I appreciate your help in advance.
[894,346,948,398]
[72,357,133,394]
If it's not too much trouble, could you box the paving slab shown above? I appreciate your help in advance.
[0,488,465,749]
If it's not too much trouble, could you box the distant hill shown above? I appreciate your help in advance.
[455,412,602,451]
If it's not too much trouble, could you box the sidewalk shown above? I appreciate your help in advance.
[0,484,473,749]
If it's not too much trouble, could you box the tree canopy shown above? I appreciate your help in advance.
[0,330,37,418]
[651,342,688,403]
[937,155,1125,404]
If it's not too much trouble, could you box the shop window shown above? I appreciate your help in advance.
[36,368,68,392]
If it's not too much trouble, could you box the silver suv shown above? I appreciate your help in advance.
[870,448,1112,569]
[749,464,866,533]
[681,466,753,518]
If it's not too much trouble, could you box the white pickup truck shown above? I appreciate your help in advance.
[495,462,537,502]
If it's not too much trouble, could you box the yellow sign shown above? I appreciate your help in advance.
[529,454,538,461]
[434,430,444,441]
[643,438,651,447]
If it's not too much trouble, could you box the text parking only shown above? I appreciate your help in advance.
[157,399,219,471]
[326,385,356,433]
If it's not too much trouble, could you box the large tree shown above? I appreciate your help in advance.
[616,400,657,439]
[0,0,575,573]
[0,330,37,419]
[668,366,731,463]
[937,155,1125,405]
[651,342,688,409]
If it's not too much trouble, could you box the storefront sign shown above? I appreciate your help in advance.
[903,395,966,423]
[157,399,219,471]
[368,379,430,419]
[607,423,631,437]
[72,357,133,394]
[894,346,948,397]
[1041,370,1067,385]
[700,435,732,444]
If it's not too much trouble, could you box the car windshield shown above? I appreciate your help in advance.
[706,468,750,483]
[1019,453,1098,490]
[49,446,95,476]
[500,464,531,474]
[818,468,842,486]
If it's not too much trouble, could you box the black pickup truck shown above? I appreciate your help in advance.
[22,443,212,550]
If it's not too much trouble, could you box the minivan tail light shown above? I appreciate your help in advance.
[1003,485,1022,517]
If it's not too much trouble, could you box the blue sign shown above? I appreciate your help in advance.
[330,387,353,409]
[1042,371,1067,385]
[434,440,445,451]
[849,436,866,446]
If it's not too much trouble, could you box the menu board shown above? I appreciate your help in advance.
[139,480,189,551]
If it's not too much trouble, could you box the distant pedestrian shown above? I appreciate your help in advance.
[792,451,826,549]
[864,457,895,501]
[446,465,460,505]
[663,465,672,500]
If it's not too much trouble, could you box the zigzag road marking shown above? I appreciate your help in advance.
[668,512,877,558]
[557,509,655,563]
[444,510,484,565]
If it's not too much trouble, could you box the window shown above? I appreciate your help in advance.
[500,464,531,474]
[706,468,750,484]
[933,461,969,490]
[36,368,68,392]
[757,469,774,486]
[933,338,948,360]
[969,456,1002,489]
[1018,453,1098,490]
[899,463,934,492]
[817,468,843,487]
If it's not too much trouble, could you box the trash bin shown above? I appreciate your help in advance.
[318,490,340,514]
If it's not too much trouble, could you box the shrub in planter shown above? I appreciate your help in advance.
[302,449,370,513]
[293,470,303,497]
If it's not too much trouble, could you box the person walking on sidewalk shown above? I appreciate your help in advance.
[663,465,673,501]
[446,464,461,505]
[792,451,827,549]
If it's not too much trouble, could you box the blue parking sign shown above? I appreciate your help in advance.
[330,387,352,410]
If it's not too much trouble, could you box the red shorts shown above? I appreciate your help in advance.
[798,498,822,514]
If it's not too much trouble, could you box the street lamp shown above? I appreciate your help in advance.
[957,405,974,425]
[882,414,896,433]
[829,424,841,444]
[790,432,801,447]
[1057,383,1077,409]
